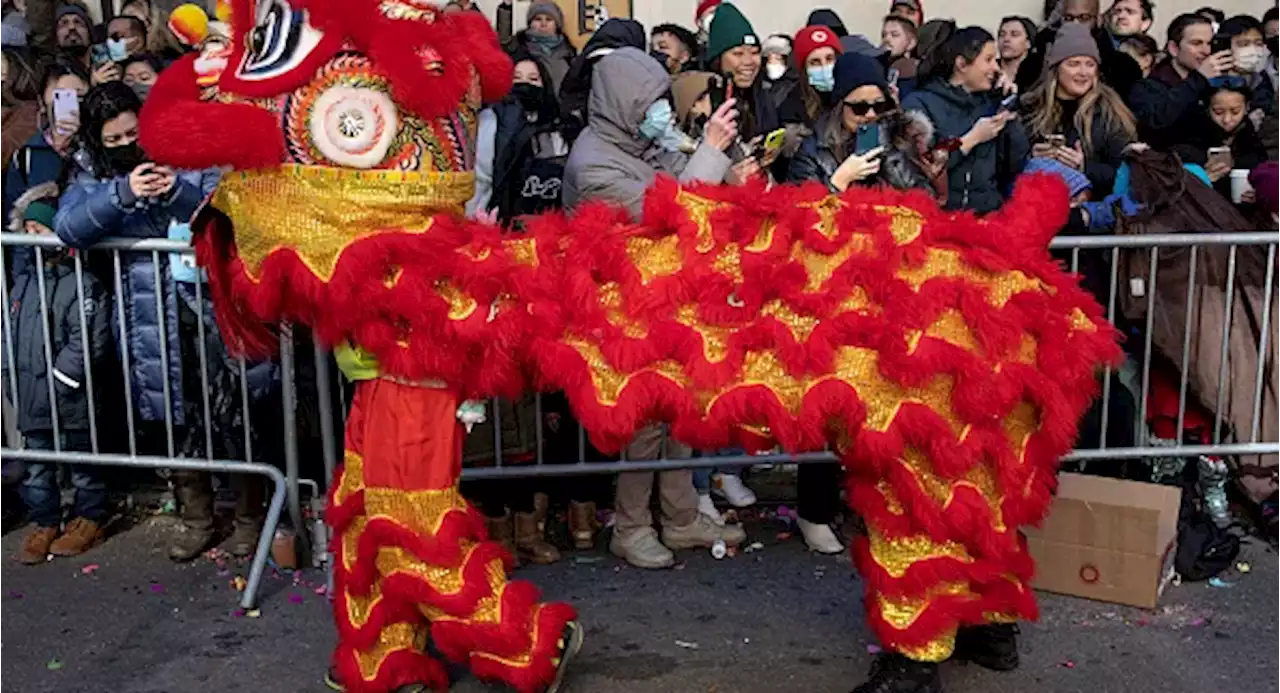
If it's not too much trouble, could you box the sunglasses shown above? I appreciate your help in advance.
[842,100,894,116]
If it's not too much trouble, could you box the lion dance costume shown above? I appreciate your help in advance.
[141,0,1120,689]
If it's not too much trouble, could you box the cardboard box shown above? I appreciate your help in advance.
[1025,473,1181,609]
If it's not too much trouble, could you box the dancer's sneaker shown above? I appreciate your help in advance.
[851,653,943,693]
[953,623,1019,671]
[547,620,585,693]
[711,473,757,507]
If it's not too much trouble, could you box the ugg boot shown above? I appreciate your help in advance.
[227,475,265,558]
[568,500,600,550]
[485,511,519,566]
[169,470,216,561]
[515,511,562,565]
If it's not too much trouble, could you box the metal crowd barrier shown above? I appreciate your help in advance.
[2,230,1277,606]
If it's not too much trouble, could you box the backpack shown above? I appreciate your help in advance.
[1173,481,1240,582]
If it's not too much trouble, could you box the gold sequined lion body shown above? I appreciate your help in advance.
[139,0,1119,685]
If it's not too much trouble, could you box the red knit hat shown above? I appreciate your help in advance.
[793,25,844,64]
[696,0,722,22]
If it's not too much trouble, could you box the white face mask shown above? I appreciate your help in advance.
[765,62,786,80]
[1233,45,1267,73]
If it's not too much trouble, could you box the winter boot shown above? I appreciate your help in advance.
[49,517,104,556]
[485,511,519,566]
[568,500,601,550]
[227,475,265,558]
[954,623,1019,671]
[169,470,216,561]
[515,511,562,565]
[851,653,943,693]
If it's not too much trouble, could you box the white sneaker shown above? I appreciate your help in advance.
[610,526,675,569]
[711,473,757,507]
[797,517,844,555]
[697,493,725,525]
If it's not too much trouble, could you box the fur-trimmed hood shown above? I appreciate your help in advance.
[7,180,59,232]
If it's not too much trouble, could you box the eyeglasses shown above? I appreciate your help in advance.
[842,100,894,116]
[1063,12,1097,23]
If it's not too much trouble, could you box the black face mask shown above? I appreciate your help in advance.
[103,141,146,176]
[510,82,544,112]
[1269,36,1279,57]
[650,49,673,71]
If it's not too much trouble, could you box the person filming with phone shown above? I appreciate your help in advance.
[902,26,1029,213]
[1129,13,1233,151]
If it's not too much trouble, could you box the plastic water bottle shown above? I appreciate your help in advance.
[710,539,727,559]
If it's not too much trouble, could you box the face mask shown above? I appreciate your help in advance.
[104,141,146,176]
[650,49,674,71]
[807,64,835,92]
[528,31,562,50]
[510,82,543,112]
[639,99,674,140]
[106,37,131,61]
[766,63,787,81]
[1233,45,1266,73]
[130,81,153,102]
[1268,36,1278,58]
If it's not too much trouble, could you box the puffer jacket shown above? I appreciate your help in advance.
[2,257,111,433]
[563,47,732,219]
[902,79,1030,213]
[53,156,219,425]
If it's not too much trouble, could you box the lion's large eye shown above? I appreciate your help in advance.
[236,0,324,80]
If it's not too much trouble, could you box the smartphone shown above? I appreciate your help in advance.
[887,67,900,88]
[90,43,112,66]
[1045,134,1067,148]
[1211,35,1232,54]
[999,92,1020,112]
[52,88,79,125]
[854,124,880,156]
[762,128,786,155]
[1207,146,1232,168]
[708,75,733,114]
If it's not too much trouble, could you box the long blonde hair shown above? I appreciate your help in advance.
[1021,67,1137,153]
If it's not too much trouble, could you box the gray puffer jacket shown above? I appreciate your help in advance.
[562,47,732,219]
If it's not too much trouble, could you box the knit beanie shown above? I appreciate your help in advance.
[1250,161,1279,216]
[793,25,843,64]
[762,34,791,58]
[1024,157,1093,198]
[1044,23,1100,68]
[696,0,722,23]
[526,2,564,32]
[56,3,90,25]
[832,52,888,103]
[806,9,848,38]
[705,2,758,62]
[22,201,57,233]
[672,71,715,124]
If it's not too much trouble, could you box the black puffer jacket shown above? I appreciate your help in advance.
[2,258,111,433]
[558,19,647,141]
[901,80,1030,213]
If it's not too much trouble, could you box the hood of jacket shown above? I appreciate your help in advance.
[915,78,988,112]
[7,180,59,232]
[587,47,672,157]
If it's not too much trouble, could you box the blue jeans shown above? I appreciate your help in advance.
[19,430,105,528]
[692,449,747,493]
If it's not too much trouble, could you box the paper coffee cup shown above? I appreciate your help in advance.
[1230,169,1253,203]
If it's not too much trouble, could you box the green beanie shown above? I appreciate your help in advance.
[22,201,56,233]
[705,2,758,62]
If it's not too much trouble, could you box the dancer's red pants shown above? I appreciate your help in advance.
[328,378,574,692]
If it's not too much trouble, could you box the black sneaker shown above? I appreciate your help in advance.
[953,623,1020,671]
[547,621,585,693]
[851,653,943,693]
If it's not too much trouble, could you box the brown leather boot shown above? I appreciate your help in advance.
[227,474,265,558]
[19,526,59,564]
[533,492,550,532]
[515,511,561,565]
[568,501,600,550]
[169,471,215,562]
[485,511,519,566]
[49,517,103,556]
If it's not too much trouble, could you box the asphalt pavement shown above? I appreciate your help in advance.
[1,512,1275,693]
